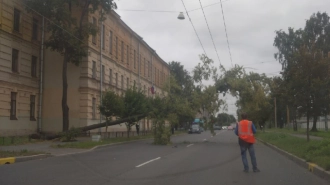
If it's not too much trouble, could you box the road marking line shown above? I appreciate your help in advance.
[136,157,161,168]
[203,139,207,141]
[186,144,194,147]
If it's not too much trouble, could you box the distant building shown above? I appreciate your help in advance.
[0,0,170,136]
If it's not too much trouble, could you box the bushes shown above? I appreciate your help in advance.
[59,127,81,142]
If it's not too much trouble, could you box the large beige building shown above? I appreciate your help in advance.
[0,0,170,136]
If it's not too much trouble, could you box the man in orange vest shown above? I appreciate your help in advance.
[234,112,260,172]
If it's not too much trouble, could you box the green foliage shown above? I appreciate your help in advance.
[99,90,124,120]
[216,66,272,127]
[59,127,81,142]
[273,12,330,134]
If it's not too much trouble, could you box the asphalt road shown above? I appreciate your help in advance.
[0,130,329,185]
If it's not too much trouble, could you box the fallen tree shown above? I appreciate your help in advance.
[80,114,147,132]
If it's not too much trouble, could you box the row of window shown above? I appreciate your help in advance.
[10,92,36,121]
[92,18,165,78]
[13,8,39,40]
[91,60,166,87]
[11,48,38,77]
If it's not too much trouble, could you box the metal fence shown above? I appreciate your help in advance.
[84,131,152,139]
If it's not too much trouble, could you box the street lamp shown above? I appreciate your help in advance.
[178,12,185,20]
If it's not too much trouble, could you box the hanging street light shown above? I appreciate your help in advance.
[178,12,185,20]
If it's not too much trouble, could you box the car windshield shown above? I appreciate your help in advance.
[1,1,330,185]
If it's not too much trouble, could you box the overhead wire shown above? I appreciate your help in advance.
[180,0,207,56]
[22,1,86,45]
[198,0,221,65]
[219,0,233,67]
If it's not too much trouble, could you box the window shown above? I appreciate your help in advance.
[134,50,136,69]
[127,45,129,65]
[144,58,146,77]
[154,67,156,83]
[32,18,38,40]
[115,73,118,87]
[10,92,17,120]
[101,25,105,49]
[14,9,20,32]
[92,61,96,78]
[12,49,19,73]
[158,69,160,84]
[30,95,36,121]
[109,68,112,85]
[92,97,96,119]
[121,75,124,89]
[127,77,129,89]
[115,36,118,58]
[147,61,150,77]
[102,65,105,82]
[92,17,96,44]
[121,41,124,62]
[139,55,142,74]
[109,31,113,54]
[31,56,37,77]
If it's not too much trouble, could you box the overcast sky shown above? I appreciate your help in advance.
[114,0,330,117]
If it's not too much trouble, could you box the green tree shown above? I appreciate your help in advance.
[274,12,330,140]
[26,0,117,131]
[121,87,148,137]
[99,91,123,132]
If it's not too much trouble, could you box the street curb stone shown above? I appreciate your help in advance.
[257,138,330,183]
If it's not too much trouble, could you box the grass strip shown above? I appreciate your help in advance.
[266,128,330,139]
[256,132,330,170]
[0,149,46,158]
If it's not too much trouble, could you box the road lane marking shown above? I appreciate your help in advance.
[186,144,194,147]
[203,139,207,141]
[136,157,161,168]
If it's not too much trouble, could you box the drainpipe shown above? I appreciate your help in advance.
[99,11,104,134]
[138,43,141,89]
[38,16,45,133]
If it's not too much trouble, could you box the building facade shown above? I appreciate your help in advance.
[0,0,42,136]
[0,0,170,136]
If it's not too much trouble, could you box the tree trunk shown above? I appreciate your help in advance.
[306,113,310,142]
[80,114,145,132]
[62,52,69,131]
[325,114,328,132]
[310,115,318,132]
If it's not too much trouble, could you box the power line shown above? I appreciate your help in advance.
[219,0,233,66]
[181,0,207,56]
[198,0,221,65]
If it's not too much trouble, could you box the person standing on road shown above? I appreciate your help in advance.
[235,112,260,172]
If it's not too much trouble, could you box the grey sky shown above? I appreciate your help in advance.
[114,0,330,117]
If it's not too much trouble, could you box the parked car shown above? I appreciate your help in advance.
[188,124,201,134]
[227,126,233,130]
[199,127,204,132]
[213,125,222,130]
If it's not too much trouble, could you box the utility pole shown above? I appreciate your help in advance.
[274,97,277,128]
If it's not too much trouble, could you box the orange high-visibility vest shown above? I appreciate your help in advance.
[238,120,255,143]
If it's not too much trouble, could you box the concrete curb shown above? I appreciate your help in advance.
[257,138,330,182]
[15,154,52,163]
